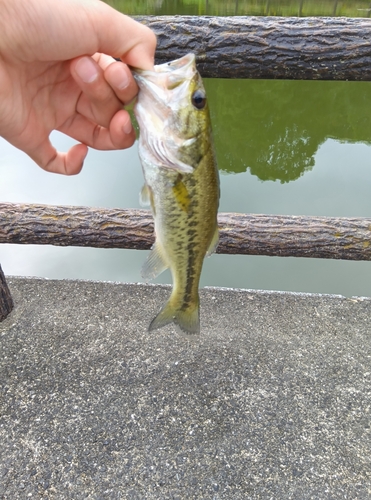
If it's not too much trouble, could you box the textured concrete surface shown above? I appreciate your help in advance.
[0,277,370,499]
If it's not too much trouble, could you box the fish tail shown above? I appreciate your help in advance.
[149,294,200,337]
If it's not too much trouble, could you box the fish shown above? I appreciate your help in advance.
[132,53,220,337]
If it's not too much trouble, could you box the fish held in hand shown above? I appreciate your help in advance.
[133,53,220,337]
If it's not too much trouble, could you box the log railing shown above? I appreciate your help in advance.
[135,16,371,81]
[2,15,371,320]
[1,203,371,261]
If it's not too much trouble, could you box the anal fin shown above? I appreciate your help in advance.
[141,243,169,281]
[206,226,219,257]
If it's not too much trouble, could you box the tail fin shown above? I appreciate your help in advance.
[149,295,200,337]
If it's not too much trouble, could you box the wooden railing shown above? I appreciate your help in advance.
[135,16,371,81]
[1,204,371,260]
[2,15,371,320]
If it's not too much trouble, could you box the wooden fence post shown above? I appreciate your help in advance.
[0,264,13,321]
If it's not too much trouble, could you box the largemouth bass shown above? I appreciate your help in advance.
[133,53,220,337]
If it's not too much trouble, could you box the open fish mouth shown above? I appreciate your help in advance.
[132,53,196,78]
[132,53,197,102]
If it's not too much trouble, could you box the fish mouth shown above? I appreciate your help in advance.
[132,53,197,94]
[132,53,196,78]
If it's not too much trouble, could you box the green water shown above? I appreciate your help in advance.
[207,79,371,181]
[1,2,371,297]
[106,0,371,18]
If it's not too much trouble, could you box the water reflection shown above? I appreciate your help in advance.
[206,79,371,182]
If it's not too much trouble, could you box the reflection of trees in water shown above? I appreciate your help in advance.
[252,125,316,183]
[206,79,371,183]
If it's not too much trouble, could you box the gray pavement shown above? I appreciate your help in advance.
[0,277,370,499]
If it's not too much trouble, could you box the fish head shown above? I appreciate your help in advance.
[132,53,211,173]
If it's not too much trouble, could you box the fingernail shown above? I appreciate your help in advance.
[111,65,130,90]
[123,119,133,135]
[75,57,98,83]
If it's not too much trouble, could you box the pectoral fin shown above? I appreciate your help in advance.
[141,243,169,281]
[139,184,151,207]
[140,184,156,215]
[172,178,190,213]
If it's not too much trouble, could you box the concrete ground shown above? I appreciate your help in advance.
[0,277,370,499]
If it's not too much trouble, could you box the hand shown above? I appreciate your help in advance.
[0,0,156,174]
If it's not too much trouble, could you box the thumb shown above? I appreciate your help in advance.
[91,3,156,70]
[9,0,157,71]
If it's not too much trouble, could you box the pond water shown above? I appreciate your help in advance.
[106,0,371,18]
[1,2,371,297]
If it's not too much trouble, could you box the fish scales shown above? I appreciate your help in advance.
[133,53,220,337]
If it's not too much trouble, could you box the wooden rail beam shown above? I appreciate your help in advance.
[1,203,371,261]
[134,16,371,80]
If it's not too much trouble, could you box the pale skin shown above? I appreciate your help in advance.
[0,0,156,174]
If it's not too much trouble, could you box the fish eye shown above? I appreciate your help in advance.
[191,90,206,110]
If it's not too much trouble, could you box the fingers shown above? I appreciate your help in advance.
[91,4,157,70]
[104,60,138,105]
[27,107,134,174]
[70,56,137,130]
[28,55,137,175]
[59,109,136,151]
[27,106,135,175]
[28,139,88,175]
[118,26,157,71]
[108,109,136,147]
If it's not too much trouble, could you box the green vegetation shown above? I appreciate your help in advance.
[104,0,371,18]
